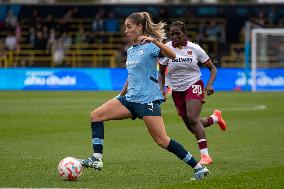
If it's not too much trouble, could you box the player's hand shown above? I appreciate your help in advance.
[138,35,155,44]
[205,85,214,96]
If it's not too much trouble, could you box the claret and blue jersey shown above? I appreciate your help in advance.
[125,42,163,103]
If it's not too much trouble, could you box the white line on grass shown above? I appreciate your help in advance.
[222,105,267,111]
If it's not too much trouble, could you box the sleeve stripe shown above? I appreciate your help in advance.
[202,59,210,64]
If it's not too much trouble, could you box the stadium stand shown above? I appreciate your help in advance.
[0,4,283,68]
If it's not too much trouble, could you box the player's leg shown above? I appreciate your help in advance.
[199,110,227,131]
[172,91,194,133]
[172,89,211,164]
[182,110,226,130]
[172,91,208,132]
[200,116,214,128]
[181,116,194,133]
[172,88,226,131]
[143,116,209,180]
[186,99,212,165]
[81,98,132,169]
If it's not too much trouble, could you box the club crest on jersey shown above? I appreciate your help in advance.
[187,50,192,55]
[138,50,144,56]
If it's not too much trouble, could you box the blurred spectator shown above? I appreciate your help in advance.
[15,21,21,50]
[92,9,105,32]
[35,20,43,32]
[31,10,41,23]
[52,37,65,66]
[62,9,74,23]
[5,31,17,50]
[0,39,7,60]
[63,32,72,66]
[59,8,77,32]
[205,21,224,43]
[278,45,284,64]
[75,27,87,45]
[105,12,119,32]
[232,43,244,63]
[31,10,43,31]
[254,11,267,27]
[28,27,36,47]
[0,40,6,56]
[267,7,277,25]
[52,31,73,67]
[5,10,17,29]
[238,25,245,44]
[34,30,47,50]
[47,28,56,52]
[61,32,72,50]
[33,30,48,66]
[44,14,56,31]
[0,39,8,67]
[276,37,284,64]
[196,22,206,43]
[42,25,49,41]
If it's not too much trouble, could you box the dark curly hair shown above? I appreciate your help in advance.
[170,21,188,34]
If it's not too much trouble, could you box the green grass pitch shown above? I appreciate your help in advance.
[0,91,283,189]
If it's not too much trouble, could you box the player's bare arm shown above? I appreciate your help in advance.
[138,36,176,59]
[158,64,167,100]
[204,59,217,96]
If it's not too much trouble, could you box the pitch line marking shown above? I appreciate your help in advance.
[222,105,267,111]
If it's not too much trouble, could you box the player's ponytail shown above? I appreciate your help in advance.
[127,12,166,41]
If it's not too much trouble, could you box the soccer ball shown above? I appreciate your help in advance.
[58,157,83,181]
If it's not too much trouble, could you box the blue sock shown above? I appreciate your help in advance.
[91,122,104,158]
[166,139,198,168]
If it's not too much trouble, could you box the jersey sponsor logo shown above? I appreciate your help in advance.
[172,57,192,63]
[126,59,140,67]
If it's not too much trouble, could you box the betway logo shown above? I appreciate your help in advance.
[172,58,192,63]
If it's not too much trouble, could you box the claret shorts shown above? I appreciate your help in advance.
[172,80,205,118]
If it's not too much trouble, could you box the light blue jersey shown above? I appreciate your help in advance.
[125,42,163,103]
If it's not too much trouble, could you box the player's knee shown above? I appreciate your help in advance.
[186,125,194,133]
[188,116,199,127]
[155,136,170,149]
[90,110,104,122]
[199,118,207,126]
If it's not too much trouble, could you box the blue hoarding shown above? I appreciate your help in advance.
[201,68,284,91]
[0,68,127,90]
[0,68,283,91]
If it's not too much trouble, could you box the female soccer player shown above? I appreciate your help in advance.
[159,21,227,165]
[80,12,209,180]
